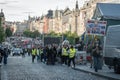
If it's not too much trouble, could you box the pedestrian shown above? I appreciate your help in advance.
[22,48,25,57]
[51,46,57,65]
[61,45,69,65]
[40,47,43,62]
[43,46,47,63]
[68,45,76,68]
[46,45,52,65]
[87,42,93,68]
[36,47,40,62]
[92,43,102,72]
[31,47,36,63]
[3,47,8,65]
[0,47,4,65]
[57,45,62,63]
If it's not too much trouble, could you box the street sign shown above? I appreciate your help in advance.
[86,20,107,36]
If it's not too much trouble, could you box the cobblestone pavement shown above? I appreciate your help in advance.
[1,56,108,80]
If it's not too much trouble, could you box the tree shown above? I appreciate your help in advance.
[23,29,31,37]
[63,31,78,44]
[32,30,40,38]
[47,31,60,37]
[23,30,40,38]
[0,18,5,43]
[5,27,13,37]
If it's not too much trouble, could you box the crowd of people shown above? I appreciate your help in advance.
[30,44,76,68]
[0,38,103,72]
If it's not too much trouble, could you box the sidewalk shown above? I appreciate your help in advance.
[74,63,120,80]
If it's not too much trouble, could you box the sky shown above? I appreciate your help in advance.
[0,0,87,22]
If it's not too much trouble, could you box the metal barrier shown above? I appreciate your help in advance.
[75,51,87,65]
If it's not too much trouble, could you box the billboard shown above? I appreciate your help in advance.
[86,20,107,36]
[44,37,62,46]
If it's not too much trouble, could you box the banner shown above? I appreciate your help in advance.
[86,20,107,36]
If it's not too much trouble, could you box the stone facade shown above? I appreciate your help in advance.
[79,0,120,35]
[26,0,120,36]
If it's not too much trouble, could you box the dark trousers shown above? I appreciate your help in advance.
[61,56,68,65]
[93,57,100,72]
[51,54,55,65]
[37,55,40,62]
[4,56,7,65]
[43,55,47,63]
[32,55,36,63]
[68,57,75,67]
[46,56,52,65]
[40,54,44,62]
[0,56,3,63]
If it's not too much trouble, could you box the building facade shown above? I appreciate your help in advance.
[79,0,120,35]
[26,0,120,36]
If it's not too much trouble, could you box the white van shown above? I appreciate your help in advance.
[104,25,120,73]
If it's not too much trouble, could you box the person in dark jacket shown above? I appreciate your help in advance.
[92,43,102,72]
[51,46,57,65]
[3,47,8,65]
[0,47,4,65]
[46,45,53,65]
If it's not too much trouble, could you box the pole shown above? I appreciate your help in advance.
[75,15,77,34]
[43,33,44,47]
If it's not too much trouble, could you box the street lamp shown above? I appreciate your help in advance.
[40,21,45,47]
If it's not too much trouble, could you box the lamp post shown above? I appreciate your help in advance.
[40,21,45,47]
[75,0,79,34]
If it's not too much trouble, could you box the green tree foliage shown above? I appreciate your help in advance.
[32,30,40,38]
[23,29,40,38]
[5,27,13,37]
[23,29,31,37]
[0,18,5,43]
[47,31,79,44]
[47,31,60,37]
[63,31,78,44]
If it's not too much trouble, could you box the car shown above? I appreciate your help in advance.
[11,48,23,56]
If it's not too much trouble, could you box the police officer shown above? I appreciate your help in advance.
[61,45,69,65]
[32,47,36,63]
[68,45,76,68]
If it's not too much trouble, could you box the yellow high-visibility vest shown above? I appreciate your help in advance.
[40,49,43,54]
[69,48,76,58]
[32,49,36,55]
[62,48,68,56]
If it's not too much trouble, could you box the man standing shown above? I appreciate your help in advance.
[32,47,36,63]
[92,43,102,72]
[36,47,40,62]
[61,45,69,65]
[0,46,3,65]
[68,45,76,68]
[3,47,8,65]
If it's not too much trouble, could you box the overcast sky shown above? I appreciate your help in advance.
[0,0,86,22]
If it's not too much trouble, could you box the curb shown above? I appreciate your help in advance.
[0,66,1,80]
[74,67,119,80]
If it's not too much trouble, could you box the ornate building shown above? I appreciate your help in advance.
[62,0,81,35]
[79,0,120,34]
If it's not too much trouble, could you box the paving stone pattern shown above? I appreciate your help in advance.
[1,56,108,80]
